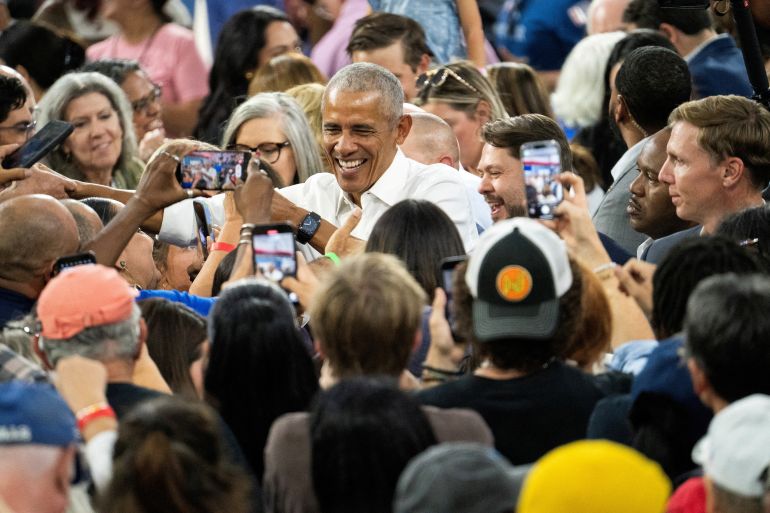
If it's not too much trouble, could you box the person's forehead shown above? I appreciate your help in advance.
[351,41,408,67]
[479,144,520,168]
[323,88,390,121]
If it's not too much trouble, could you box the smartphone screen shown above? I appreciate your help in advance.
[52,252,97,277]
[440,256,467,342]
[252,225,297,282]
[178,150,250,190]
[1,121,74,169]
[521,140,563,220]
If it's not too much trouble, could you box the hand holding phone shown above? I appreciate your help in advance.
[176,150,250,190]
[1,121,74,170]
[252,223,297,283]
[521,140,563,220]
[440,255,468,342]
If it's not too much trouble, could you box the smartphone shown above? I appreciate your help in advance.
[176,150,250,190]
[52,251,96,277]
[440,255,468,342]
[520,140,563,220]
[193,199,212,260]
[252,223,297,283]
[1,121,74,169]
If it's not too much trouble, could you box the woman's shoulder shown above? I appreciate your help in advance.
[157,22,195,44]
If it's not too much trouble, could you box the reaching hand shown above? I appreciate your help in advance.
[615,259,656,318]
[325,208,365,258]
[424,288,467,370]
[234,158,274,224]
[132,140,205,214]
[138,127,166,163]
[53,355,108,414]
[0,163,77,200]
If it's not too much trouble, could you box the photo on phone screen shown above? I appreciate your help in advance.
[1,120,74,170]
[252,224,297,282]
[52,252,97,277]
[178,150,250,190]
[521,140,563,220]
[440,255,467,342]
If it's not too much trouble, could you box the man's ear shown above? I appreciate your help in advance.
[615,94,630,125]
[395,114,413,145]
[659,23,678,44]
[721,156,746,188]
[688,358,711,401]
[474,100,492,125]
[438,155,455,168]
[417,53,431,74]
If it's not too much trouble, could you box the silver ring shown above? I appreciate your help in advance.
[160,150,181,163]
[186,189,193,199]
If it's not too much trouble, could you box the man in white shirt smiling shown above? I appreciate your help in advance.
[159,63,478,253]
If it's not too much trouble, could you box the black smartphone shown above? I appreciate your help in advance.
[52,251,97,277]
[193,199,212,260]
[521,140,563,220]
[176,150,250,190]
[440,255,468,342]
[1,121,74,169]
[252,223,297,282]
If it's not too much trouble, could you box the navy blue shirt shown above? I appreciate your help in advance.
[688,34,753,99]
[494,0,589,71]
[0,288,35,327]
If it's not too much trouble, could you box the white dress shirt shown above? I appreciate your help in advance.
[159,149,479,251]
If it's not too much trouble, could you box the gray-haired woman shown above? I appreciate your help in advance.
[37,71,144,189]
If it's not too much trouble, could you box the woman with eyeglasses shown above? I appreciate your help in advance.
[37,71,145,189]
[86,0,209,138]
[194,6,303,145]
[415,61,508,176]
[222,92,323,188]
[81,59,166,162]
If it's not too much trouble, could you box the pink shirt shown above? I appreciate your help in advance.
[87,23,209,105]
[310,0,370,78]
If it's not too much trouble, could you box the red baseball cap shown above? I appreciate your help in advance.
[37,264,138,339]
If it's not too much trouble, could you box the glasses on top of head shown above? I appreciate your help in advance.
[0,119,37,138]
[131,84,162,114]
[227,141,291,164]
[416,67,480,95]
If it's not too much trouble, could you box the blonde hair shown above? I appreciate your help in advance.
[285,82,327,171]
[669,95,770,189]
[486,62,554,119]
[310,253,427,378]
[248,52,326,96]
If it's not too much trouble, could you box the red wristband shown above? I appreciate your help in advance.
[75,403,116,432]
[210,242,236,253]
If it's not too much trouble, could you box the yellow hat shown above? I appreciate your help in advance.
[518,440,671,513]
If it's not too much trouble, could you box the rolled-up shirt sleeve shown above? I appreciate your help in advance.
[158,194,226,247]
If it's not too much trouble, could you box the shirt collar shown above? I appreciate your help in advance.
[334,148,410,215]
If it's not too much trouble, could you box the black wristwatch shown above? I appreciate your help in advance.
[296,211,321,244]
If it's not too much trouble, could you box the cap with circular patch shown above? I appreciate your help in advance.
[465,218,572,342]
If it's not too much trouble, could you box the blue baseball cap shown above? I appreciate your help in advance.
[0,381,79,446]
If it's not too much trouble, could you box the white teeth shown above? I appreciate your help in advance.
[338,159,364,169]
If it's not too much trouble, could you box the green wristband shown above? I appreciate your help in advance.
[324,252,341,265]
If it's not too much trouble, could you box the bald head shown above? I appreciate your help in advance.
[0,195,79,284]
[400,112,461,169]
[61,199,103,247]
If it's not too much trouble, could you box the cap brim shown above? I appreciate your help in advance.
[473,299,559,342]
[691,435,710,466]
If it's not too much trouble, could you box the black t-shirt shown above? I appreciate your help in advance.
[417,360,606,465]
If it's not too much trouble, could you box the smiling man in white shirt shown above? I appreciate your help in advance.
[159,62,478,253]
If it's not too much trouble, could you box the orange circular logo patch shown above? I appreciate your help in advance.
[496,266,533,302]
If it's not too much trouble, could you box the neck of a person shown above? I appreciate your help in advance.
[620,119,650,150]
[319,361,408,389]
[81,166,115,187]
[0,276,44,299]
[118,12,163,44]
[473,359,529,380]
[103,359,136,384]
[700,189,764,234]
[677,29,717,59]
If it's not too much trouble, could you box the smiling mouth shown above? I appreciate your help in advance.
[336,158,367,173]
[91,141,112,151]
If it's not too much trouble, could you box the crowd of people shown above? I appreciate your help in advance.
[1,0,770,512]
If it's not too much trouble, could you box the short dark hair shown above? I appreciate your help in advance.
[481,114,573,171]
[205,279,319,480]
[0,75,27,124]
[0,21,85,90]
[310,377,437,513]
[615,46,691,133]
[79,59,141,86]
[652,236,762,339]
[365,199,465,301]
[346,12,433,71]
[685,273,770,403]
[623,0,712,35]
[716,205,770,272]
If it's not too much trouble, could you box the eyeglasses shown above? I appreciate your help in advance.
[130,85,162,114]
[416,67,480,95]
[0,119,37,137]
[227,141,291,164]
